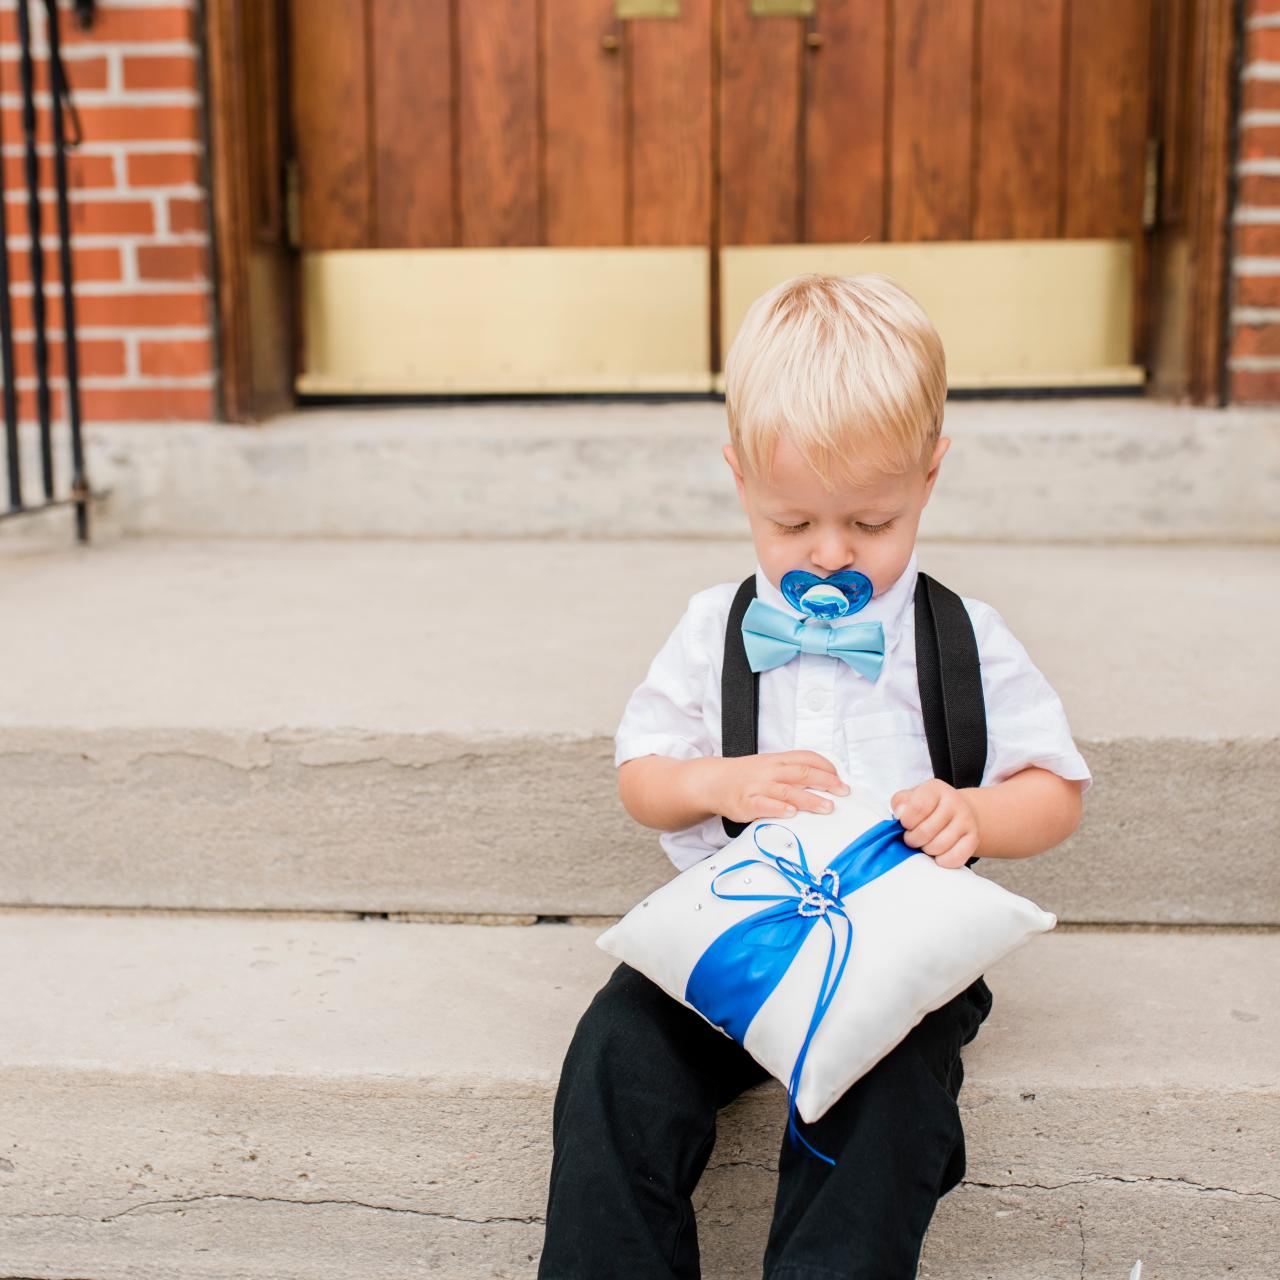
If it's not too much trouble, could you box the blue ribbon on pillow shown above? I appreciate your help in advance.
[684,816,913,1166]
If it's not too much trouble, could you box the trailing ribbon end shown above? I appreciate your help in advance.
[787,1094,836,1167]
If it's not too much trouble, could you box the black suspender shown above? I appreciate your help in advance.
[913,572,987,795]
[719,570,986,868]
[721,576,762,790]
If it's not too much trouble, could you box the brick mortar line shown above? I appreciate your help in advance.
[6,280,208,296]
[0,91,199,107]
[13,375,215,388]
[13,325,210,338]
[1,141,202,155]
[1233,257,1280,273]
[3,189,202,201]
[0,43,199,59]
[5,235,208,249]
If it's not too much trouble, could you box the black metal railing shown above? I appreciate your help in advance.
[1,0,100,542]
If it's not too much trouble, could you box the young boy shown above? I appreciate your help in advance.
[537,273,1091,1279]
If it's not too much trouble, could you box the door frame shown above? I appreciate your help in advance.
[202,0,297,423]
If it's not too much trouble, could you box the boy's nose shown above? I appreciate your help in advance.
[811,541,854,574]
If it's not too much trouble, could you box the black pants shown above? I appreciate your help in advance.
[537,960,992,1280]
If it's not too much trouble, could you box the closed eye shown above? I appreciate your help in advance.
[771,518,895,535]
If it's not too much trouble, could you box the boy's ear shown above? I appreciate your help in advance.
[922,436,950,504]
[722,442,748,503]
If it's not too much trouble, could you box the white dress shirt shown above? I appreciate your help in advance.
[614,550,1092,872]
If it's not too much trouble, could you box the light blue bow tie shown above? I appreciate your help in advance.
[741,598,886,680]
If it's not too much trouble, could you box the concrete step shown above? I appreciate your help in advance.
[2,536,1276,924]
[5,398,1280,543]
[0,913,1275,1279]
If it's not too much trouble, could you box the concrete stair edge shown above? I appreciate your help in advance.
[1,915,1276,1279]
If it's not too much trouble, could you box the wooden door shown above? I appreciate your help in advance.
[718,0,1154,389]
[288,0,713,393]
[286,0,1160,395]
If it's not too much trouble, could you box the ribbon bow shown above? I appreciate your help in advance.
[684,817,913,1165]
[741,598,886,680]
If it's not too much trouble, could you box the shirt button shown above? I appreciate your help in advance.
[806,689,827,712]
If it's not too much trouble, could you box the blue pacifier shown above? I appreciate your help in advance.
[780,568,874,620]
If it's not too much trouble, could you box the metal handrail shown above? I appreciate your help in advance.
[0,0,105,541]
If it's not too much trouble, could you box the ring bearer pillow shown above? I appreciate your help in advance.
[596,784,1056,1165]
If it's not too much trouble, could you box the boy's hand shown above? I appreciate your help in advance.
[699,751,849,824]
[890,779,979,869]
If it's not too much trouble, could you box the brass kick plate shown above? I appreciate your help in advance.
[616,0,679,16]
[750,0,815,14]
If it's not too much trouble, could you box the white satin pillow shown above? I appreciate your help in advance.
[597,785,1055,1128]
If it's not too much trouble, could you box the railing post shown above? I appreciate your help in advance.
[44,0,89,541]
[0,0,104,541]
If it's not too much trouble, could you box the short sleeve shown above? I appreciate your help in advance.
[967,601,1092,793]
[614,597,716,767]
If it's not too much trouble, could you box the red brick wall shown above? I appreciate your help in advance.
[1234,0,1280,402]
[1,0,214,423]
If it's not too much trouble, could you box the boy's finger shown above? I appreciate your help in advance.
[919,812,966,856]
[893,783,938,828]
[785,785,836,815]
[765,780,833,815]
[784,750,845,777]
[901,800,951,848]
[750,792,798,818]
[777,760,849,794]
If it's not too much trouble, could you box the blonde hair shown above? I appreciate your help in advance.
[723,273,947,489]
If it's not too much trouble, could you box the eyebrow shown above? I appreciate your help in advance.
[766,505,898,522]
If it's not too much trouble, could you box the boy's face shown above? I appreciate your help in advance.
[723,434,949,598]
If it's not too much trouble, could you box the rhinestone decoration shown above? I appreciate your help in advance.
[796,869,841,918]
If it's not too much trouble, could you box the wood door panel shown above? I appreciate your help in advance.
[289,0,1157,252]
[1063,0,1152,238]
[888,0,975,241]
[458,0,540,246]
[721,3,803,245]
[544,0,626,246]
[289,0,370,249]
[804,0,888,244]
[974,0,1066,240]
[370,0,453,248]
[631,0,712,246]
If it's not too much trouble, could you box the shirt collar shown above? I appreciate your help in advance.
[753,551,919,655]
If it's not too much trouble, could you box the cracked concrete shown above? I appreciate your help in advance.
[962,1175,1280,1202]
[0,916,1276,1277]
